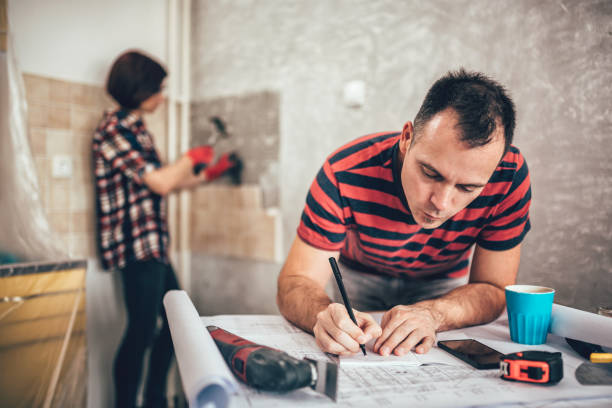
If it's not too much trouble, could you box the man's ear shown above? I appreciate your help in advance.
[399,121,414,155]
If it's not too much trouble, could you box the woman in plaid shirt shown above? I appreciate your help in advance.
[93,51,240,408]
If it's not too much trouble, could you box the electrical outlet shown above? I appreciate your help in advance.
[52,155,73,179]
[343,80,366,108]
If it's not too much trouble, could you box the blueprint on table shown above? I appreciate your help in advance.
[199,314,612,407]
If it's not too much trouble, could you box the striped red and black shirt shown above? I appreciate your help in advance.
[92,109,169,271]
[297,132,531,279]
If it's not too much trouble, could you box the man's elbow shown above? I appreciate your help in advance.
[276,272,301,319]
[481,283,507,321]
[276,293,284,316]
[276,275,290,316]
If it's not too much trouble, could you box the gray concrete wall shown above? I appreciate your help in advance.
[191,91,280,192]
[190,0,612,313]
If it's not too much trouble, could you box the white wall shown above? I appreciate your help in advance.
[9,0,167,85]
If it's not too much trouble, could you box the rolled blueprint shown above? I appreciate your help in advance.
[163,290,238,407]
[549,303,612,348]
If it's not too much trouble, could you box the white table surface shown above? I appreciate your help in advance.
[194,313,612,408]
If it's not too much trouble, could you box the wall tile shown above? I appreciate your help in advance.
[72,157,93,184]
[47,106,71,129]
[69,182,93,212]
[29,128,47,156]
[190,207,281,262]
[49,78,72,105]
[71,107,101,132]
[235,185,262,209]
[191,187,213,211]
[23,74,51,103]
[70,211,94,234]
[46,129,74,156]
[47,211,71,234]
[190,184,281,261]
[52,233,69,254]
[192,185,262,212]
[70,82,108,108]
[36,181,49,209]
[67,233,94,258]
[21,73,167,266]
[48,180,71,212]
[71,133,94,166]
[28,103,48,128]
[33,158,49,209]
[33,157,47,178]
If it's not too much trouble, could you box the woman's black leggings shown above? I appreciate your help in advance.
[114,259,179,408]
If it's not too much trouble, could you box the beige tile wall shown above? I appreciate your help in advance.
[24,73,167,259]
[24,73,276,263]
[191,185,282,262]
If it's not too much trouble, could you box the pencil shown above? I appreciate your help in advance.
[328,257,367,356]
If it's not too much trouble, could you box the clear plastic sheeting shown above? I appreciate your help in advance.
[0,19,84,408]
[0,30,64,264]
[0,261,87,408]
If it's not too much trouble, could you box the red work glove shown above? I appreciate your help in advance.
[205,152,240,181]
[186,145,215,167]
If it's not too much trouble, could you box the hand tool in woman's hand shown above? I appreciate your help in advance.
[187,145,215,172]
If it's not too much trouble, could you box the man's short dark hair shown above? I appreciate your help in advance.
[106,51,167,110]
[413,69,516,153]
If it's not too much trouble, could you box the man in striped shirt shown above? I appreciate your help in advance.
[277,69,531,357]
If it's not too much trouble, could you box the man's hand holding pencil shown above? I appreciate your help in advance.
[312,303,381,356]
[313,257,439,357]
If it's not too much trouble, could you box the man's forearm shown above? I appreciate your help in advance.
[277,275,332,333]
[419,282,506,332]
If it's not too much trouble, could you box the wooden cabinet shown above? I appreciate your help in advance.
[0,260,87,408]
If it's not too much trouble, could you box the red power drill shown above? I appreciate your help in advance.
[207,326,338,400]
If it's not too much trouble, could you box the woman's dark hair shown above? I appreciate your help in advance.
[106,50,167,110]
[413,68,516,153]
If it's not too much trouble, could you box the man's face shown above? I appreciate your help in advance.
[399,108,505,229]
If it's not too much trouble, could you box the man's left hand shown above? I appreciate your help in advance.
[373,303,441,356]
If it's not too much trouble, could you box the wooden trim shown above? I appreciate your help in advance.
[0,0,6,52]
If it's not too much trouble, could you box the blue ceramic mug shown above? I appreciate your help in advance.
[505,285,555,345]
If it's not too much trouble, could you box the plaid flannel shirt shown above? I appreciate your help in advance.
[92,109,169,271]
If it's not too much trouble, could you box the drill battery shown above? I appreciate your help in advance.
[500,351,563,385]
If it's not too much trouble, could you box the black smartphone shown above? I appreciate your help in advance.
[437,339,504,369]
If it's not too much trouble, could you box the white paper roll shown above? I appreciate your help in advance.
[549,303,612,348]
[163,290,238,407]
